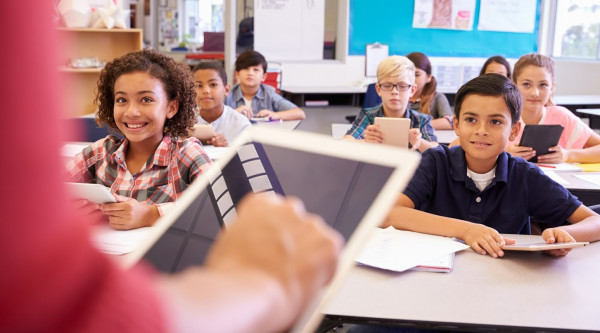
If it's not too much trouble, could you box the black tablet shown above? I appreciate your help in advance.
[519,124,564,163]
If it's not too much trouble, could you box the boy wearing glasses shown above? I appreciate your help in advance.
[344,56,438,152]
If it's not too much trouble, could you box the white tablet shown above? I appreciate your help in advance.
[191,124,216,140]
[374,117,411,148]
[503,241,589,251]
[66,182,116,204]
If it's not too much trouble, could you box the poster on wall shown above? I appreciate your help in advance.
[478,0,537,33]
[254,0,325,61]
[413,0,476,31]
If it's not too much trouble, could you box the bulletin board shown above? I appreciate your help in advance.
[348,0,541,58]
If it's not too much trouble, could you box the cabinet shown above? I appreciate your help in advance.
[57,28,143,116]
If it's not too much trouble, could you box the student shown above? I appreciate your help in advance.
[225,50,306,120]
[480,55,512,78]
[506,53,600,163]
[406,52,453,130]
[386,74,600,258]
[344,55,438,153]
[65,49,212,230]
[192,61,251,147]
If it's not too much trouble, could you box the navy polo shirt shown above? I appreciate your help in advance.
[404,145,581,234]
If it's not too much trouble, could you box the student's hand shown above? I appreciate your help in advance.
[506,144,536,160]
[72,199,106,224]
[542,227,575,257]
[208,133,228,147]
[236,105,254,118]
[101,195,160,230]
[462,223,515,258]
[363,124,384,143]
[257,109,279,120]
[203,194,343,331]
[408,128,422,151]
[536,145,566,164]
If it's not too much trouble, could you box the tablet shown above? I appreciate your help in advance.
[125,126,421,333]
[519,124,564,163]
[191,124,216,140]
[66,182,116,204]
[374,117,411,148]
[502,241,589,251]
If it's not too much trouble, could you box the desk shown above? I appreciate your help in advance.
[560,171,600,206]
[281,85,367,107]
[576,108,600,129]
[554,94,600,112]
[324,234,600,332]
[253,119,301,131]
[436,130,457,145]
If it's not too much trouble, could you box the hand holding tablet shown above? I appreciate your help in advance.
[66,182,116,204]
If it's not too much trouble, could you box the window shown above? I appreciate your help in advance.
[551,0,600,60]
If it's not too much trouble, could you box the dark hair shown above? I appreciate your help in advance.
[480,55,512,79]
[454,73,522,125]
[192,61,228,85]
[407,52,437,115]
[95,49,197,139]
[235,50,267,73]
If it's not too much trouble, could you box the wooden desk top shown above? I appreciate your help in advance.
[325,234,600,332]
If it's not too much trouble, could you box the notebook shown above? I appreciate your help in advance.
[124,127,421,332]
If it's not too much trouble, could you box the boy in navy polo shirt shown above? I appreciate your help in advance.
[385,74,600,258]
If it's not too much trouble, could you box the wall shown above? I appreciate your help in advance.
[279,0,600,97]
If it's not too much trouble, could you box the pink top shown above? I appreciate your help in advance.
[510,105,593,149]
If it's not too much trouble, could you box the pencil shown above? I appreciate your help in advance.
[536,164,556,169]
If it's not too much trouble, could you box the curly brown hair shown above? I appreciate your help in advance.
[95,49,197,138]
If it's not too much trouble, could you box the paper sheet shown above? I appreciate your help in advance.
[355,227,470,272]
[574,174,600,187]
[536,163,583,172]
[91,224,154,255]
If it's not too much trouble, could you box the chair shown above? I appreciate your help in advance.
[203,32,225,52]
[362,83,381,109]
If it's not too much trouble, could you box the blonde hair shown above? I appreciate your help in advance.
[377,56,415,84]
[513,53,555,106]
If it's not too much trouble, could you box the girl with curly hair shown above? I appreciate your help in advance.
[66,49,212,230]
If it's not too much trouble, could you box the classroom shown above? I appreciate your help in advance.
[5,0,600,332]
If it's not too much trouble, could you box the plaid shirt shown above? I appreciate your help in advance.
[346,105,437,143]
[65,135,212,216]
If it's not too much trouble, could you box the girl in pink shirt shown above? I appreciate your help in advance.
[506,54,600,163]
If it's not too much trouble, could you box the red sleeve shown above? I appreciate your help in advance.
[0,2,167,332]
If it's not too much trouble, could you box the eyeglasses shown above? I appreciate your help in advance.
[378,83,413,91]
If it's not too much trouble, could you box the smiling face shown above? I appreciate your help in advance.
[514,65,554,115]
[454,94,521,173]
[375,74,417,117]
[113,71,178,149]
[194,69,230,115]
[235,65,266,89]
[484,61,509,77]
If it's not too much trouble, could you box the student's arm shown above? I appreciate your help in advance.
[562,132,600,163]
[385,194,514,258]
[505,144,536,160]
[541,205,600,256]
[256,107,306,121]
[431,117,453,130]
[101,197,161,230]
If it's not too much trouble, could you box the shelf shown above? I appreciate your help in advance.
[57,28,143,116]
[59,66,103,73]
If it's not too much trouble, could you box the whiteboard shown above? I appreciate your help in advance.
[255,0,325,61]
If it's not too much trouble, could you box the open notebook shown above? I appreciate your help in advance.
[123,127,421,332]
